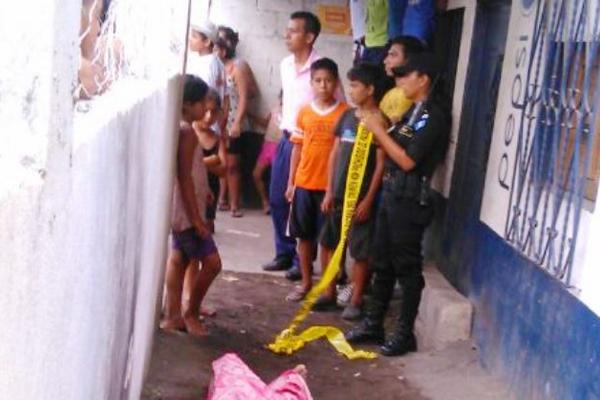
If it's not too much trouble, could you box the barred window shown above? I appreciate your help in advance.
[506,0,600,286]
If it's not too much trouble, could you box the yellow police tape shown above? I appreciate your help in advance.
[268,123,377,360]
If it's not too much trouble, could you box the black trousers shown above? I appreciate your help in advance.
[366,191,433,332]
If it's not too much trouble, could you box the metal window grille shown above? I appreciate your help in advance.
[76,0,188,101]
[506,0,600,287]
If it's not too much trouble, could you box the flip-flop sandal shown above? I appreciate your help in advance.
[231,209,244,218]
[285,287,309,302]
[218,202,230,211]
[200,306,217,317]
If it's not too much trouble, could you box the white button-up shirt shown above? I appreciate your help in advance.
[280,51,321,134]
[280,50,345,134]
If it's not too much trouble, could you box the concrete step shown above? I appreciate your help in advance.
[415,263,473,351]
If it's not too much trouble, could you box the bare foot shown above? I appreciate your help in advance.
[293,364,308,379]
[184,317,210,337]
[262,201,271,215]
[159,317,185,332]
[200,306,217,317]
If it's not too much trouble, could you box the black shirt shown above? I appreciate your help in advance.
[381,101,450,200]
[386,102,450,179]
[332,109,379,202]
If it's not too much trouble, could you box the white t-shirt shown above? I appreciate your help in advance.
[186,53,226,100]
[350,0,367,41]
[186,53,226,134]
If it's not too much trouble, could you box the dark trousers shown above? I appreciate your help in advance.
[269,134,298,265]
[361,46,387,66]
[366,191,433,332]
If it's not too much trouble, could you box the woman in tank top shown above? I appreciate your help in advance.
[215,26,259,218]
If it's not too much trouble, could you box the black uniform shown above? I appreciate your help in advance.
[347,101,450,356]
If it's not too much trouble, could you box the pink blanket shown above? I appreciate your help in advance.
[206,353,313,400]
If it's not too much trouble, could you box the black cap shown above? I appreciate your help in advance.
[392,52,439,80]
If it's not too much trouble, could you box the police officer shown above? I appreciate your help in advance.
[345,52,450,356]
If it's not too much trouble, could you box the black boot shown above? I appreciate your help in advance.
[345,317,385,344]
[380,330,417,356]
[380,274,424,357]
[346,264,395,344]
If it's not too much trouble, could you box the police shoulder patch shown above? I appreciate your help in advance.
[414,119,427,131]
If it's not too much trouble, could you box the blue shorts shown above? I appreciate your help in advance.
[171,228,218,262]
[289,187,325,240]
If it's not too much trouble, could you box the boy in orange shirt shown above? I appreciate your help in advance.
[285,58,348,301]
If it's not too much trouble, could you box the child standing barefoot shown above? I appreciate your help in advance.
[160,75,222,337]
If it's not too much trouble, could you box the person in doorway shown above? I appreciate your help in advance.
[160,75,222,338]
[262,11,344,281]
[380,35,425,123]
[248,91,284,214]
[345,53,450,356]
[285,58,348,302]
[215,27,259,218]
[317,63,387,319]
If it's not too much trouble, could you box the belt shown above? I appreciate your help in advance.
[383,171,422,199]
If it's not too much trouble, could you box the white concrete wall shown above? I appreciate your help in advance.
[0,1,188,399]
[202,0,354,115]
[69,77,182,400]
[0,1,81,398]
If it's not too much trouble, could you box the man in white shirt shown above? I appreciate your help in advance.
[263,11,344,281]
[262,12,323,277]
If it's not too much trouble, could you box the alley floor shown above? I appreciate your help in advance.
[141,211,513,400]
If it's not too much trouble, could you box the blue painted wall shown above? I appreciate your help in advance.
[428,1,600,399]
[468,222,600,400]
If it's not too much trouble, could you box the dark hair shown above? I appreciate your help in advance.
[382,36,426,92]
[217,26,239,58]
[290,11,321,43]
[347,63,387,102]
[183,74,209,104]
[310,57,339,80]
[205,88,221,110]
[214,37,233,59]
[387,35,427,56]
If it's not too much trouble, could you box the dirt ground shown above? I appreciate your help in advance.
[142,271,430,400]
